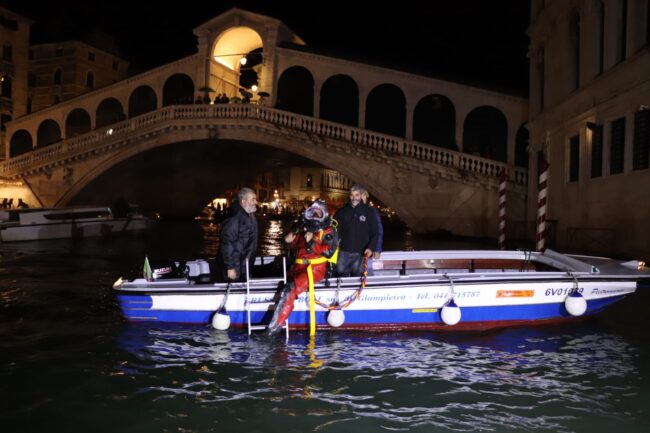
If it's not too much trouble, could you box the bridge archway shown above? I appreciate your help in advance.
[96,98,125,128]
[9,129,33,157]
[320,74,359,127]
[413,94,456,149]
[365,83,406,137]
[66,108,92,138]
[463,106,508,162]
[276,66,314,116]
[36,119,61,147]
[212,26,263,71]
[128,86,158,117]
[163,74,195,106]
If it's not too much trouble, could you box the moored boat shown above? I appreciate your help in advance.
[0,206,154,242]
[112,249,649,332]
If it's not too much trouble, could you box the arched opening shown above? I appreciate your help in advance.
[128,86,157,117]
[320,74,359,126]
[413,94,456,149]
[0,75,12,99]
[163,74,195,106]
[9,129,33,157]
[365,83,406,137]
[96,98,125,128]
[276,66,314,116]
[515,125,529,168]
[36,119,62,147]
[66,108,92,138]
[211,26,264,99]
[463,106,508,162]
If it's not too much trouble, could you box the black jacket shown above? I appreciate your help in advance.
[334,202,379,254]
[217,202,258,276]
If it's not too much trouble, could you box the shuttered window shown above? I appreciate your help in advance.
[633,110,650,170]
[569,135,579,182]
[610,117,625,174]
[591,125,603,178]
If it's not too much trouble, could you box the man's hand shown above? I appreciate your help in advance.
[227,268,237,280]
[373,251,381,260]
[285,232,296,243]
[304,232,314,242]
[364,249,373,257]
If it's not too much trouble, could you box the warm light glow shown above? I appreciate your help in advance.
[239,56,247,66]
[106,128,114,135]
[251,84,258,92]
[212,27,263,70]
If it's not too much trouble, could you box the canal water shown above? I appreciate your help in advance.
[2,219,649,433]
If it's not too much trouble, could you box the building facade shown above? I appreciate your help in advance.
[528,0,650,258]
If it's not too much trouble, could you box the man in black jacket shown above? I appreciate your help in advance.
[217,187,258,281]
[334,184,379,277]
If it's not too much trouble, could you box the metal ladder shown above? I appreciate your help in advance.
[245,257,289,340]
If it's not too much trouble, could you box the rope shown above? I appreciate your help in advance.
[314,256,368,311]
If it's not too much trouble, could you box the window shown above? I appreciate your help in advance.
[536,48,545,113]
[568,11,580,91]
[306,174,313,188]
[616,0,628,63]
[597,2,605,74]
[55,47,63,57]
[28,72,36,88]
[88,51,95,61]
[2,44,12,62]
[569,135,580,182]
[590,124,603,178]
[27,97,32,114]
[53,68,62,85]
[112,60,119,71]
[0,75,11,99]
[633,109,650,170]
[85,71,95,89]
[610,117,626,174]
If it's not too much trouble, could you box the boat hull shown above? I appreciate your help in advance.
[1,217,151,242]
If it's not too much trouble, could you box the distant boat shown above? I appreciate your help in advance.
[0,206,154,242]
[113,249,650,332]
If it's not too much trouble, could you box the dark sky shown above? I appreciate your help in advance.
[4,1,530,95]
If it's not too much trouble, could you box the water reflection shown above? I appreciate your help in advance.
[116,323,640,432]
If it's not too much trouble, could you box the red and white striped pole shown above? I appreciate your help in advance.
[536,158,549,252]
[498,169,507,250]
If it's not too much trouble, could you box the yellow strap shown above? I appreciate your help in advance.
[296,256,329,265]
[307,263,316,336]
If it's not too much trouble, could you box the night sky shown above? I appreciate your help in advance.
[3,1,530,95]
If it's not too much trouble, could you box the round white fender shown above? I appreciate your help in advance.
[565,291,587,316]
[440,299,461,326]
[327,309,345,328]
[212,312,231,330]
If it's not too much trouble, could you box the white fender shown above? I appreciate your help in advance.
[565,291,587,316]
[327,309,345,328]
[212,312,231,330]
[441,299,461,326]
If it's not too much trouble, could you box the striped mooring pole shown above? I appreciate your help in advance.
[536,159,550,252]
[498,169,507,250]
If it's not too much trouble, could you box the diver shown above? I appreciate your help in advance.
[266,200,339,335]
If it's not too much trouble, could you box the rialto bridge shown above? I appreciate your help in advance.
[0,8,529,237]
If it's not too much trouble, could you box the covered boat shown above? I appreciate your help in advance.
[112,249,649,332]
[0,206,153,242]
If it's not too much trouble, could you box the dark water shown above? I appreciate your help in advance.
[2,220,649,433]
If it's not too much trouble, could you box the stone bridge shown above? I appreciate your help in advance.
[0,104,527,236]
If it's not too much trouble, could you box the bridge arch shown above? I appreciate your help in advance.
[319,74,359,127]
[9,129,33,157]
[413,94,456,149]
[36,119,62,148]
[276,66,314,116]
[463,105,508,162]
[128,85,158,117]
[212,26,263,71]
[96,98,126,128]
[65,108,92,138]
[366,83,406,137]
[163,74,195,106]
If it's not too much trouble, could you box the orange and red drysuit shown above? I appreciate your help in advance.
[267,226,339,332]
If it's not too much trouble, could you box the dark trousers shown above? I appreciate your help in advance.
[336,251,364,277]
